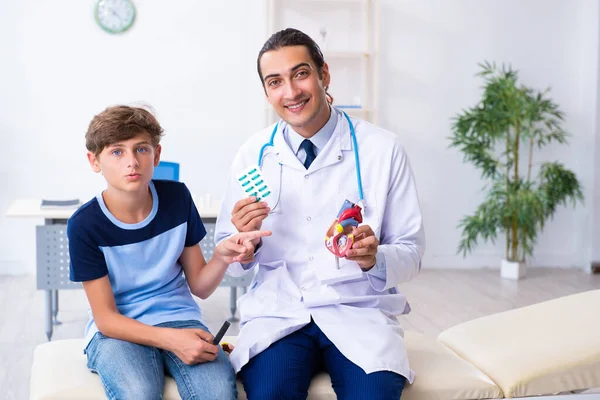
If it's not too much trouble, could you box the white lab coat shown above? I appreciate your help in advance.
[215,107,425,382]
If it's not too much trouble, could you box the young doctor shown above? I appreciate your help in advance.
[215,28,425,399]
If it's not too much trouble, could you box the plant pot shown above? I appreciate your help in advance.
[501,259,526,280]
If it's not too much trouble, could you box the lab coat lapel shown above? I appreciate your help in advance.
[270,109,354,173]
[308,108,354,173]
[272,126,306,172]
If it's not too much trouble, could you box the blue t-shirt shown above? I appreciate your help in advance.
[67,180,206,348]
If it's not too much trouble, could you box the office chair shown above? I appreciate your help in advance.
[153,161,180,181]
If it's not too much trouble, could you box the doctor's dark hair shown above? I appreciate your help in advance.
[257,28,333,103]
[85,105,164,156]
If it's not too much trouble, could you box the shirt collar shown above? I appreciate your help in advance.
[284,107,338,155]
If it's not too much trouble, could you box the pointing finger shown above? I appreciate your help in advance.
[238,230,272,242]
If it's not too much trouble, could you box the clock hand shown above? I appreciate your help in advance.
[110,8,124,23]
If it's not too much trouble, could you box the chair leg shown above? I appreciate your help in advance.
[228,287,238,322]
[52,290,62,325]
[45,290,53,341]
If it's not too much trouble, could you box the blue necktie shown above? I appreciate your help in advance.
[300,139,316,169]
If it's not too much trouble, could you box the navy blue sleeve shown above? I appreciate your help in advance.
[67,216,108,282]
[183,185,206,247]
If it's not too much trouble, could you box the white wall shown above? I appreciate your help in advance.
[1,0,599,274]
[380,0,600,269]
[0,0,269,274]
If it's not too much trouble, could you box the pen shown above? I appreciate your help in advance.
[212,321,231,345]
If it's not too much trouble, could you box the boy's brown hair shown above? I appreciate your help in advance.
[86,105,164,156]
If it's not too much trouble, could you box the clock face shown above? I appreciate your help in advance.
[95,0,136,34]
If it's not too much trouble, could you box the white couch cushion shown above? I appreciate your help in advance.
[402,331,502,400]
[438,289,600,398]
[29,338,333,400]
[30,338,181,400]
[31,331,501,400]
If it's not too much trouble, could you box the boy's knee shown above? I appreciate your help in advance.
[182,376,236,400]
[205,367,237,400]
[101,363,163,400]
[200,381,237,400]
[181,357,237,400]
[108,379,162,400]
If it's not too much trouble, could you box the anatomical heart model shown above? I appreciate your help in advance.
[325,200,363,259]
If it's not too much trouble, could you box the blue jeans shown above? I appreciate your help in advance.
[239,320,406,400]
[85,320,237,400]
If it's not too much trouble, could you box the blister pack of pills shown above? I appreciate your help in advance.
[237,165,272,201]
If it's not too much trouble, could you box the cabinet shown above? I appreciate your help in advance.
[265,0,380,125]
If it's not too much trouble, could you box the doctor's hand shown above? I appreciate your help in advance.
[346,225,379,271]
[231,197,271,245]
[165,327,219,365]
[215,229,272,264]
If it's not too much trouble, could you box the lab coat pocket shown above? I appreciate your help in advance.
[238,260,303,322]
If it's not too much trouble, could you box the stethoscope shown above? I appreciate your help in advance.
[257,110,365,213]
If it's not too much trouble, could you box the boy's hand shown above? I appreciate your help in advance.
[216,230,272,264]
[166,328,220,365]
[231,197,270,245]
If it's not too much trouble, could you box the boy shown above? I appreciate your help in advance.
[68,105,268,400]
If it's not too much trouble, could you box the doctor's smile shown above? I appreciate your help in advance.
[284,99,309,113]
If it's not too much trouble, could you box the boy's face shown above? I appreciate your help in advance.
[260,45,330,137]
[87,133,161,193]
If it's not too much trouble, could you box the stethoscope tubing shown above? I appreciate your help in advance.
[257,110,365,205]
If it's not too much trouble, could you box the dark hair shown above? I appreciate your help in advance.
[257,28,332,102]
[85,105,164,156]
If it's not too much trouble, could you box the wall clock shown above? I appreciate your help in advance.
[94,0,136,34]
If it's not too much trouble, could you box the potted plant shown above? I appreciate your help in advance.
[449,62,584,279]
